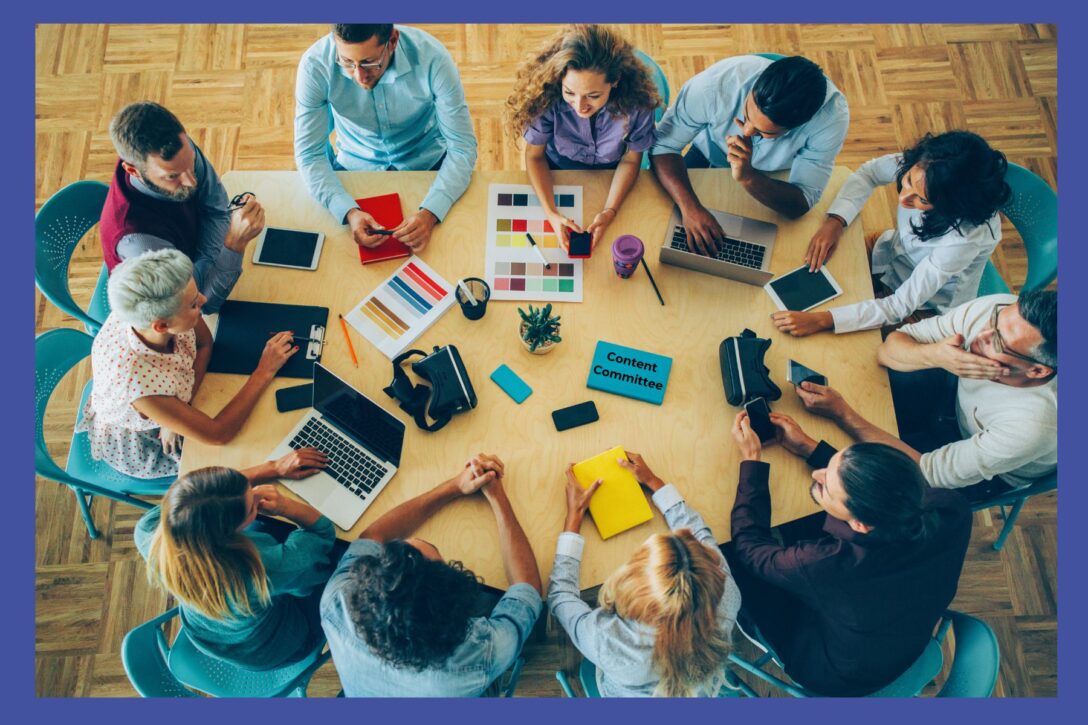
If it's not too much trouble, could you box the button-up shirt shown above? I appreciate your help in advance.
[828,154,1003,333]
[294,26,478,224]
[524,102,656,170]
[651,55,849,209]
[321,539,543,697]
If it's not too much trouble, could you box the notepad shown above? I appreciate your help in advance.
[571,445,654,540]
[356,193,412,264]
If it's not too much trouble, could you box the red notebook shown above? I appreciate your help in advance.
[355,193,412,265]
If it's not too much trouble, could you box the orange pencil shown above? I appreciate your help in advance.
[338,313,359,367]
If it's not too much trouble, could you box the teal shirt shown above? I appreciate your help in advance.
[135,507,336,669]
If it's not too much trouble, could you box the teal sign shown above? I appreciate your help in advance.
[586,341,673,405]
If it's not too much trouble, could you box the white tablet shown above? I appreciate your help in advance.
[764,264,844,312]
[252,227,325,271]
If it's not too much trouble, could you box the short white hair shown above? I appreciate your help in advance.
[108,249,195,328]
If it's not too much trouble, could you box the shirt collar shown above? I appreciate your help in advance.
[125,325,177,356]
[379,30,412,84]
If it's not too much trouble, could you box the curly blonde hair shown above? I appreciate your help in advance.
[505,24,662,140]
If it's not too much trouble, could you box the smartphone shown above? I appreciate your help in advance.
[567,231,592,259]
[276,383,313,413]
[552,401,599,431]
[787,359,828,387]
[744,397,776,443]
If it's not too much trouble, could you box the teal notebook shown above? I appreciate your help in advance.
[586,341,672,405]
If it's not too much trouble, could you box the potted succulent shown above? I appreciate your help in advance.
[518,303,562,355]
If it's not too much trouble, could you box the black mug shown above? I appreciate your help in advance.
[456,277,491,320]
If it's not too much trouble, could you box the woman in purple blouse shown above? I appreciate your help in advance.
[506,25,661,250]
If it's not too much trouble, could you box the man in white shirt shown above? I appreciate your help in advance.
[792,291,1056,502]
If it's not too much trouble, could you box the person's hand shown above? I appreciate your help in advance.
[616,451,665,492]
[731,411,762,462]
[795,380,850,421]
[769,412,818,458]
[804,216,846,272]
[771,310,834,337]
[451,453,505,495]
[346,208,389,248]
[725,129,754,183]
[271,447,328,479]
[224,196,265,253]
[391,209,439,252]
[252,484,294,518]
[679,203,725,256]
[256,331,298,377]
[931,334,1010,379]
[159,427,183,456]
[564,465,602,532]
[547,210,583,251]
[585,208,617,249]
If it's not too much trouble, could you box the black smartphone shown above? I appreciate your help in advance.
[552,401,599,431]
[568,231,592,259]
[744,397,776,443]
[787,359,828,387]
[276,383,313,413]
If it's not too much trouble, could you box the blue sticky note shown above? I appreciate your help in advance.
[490,364,533,403]
[586,341,672,405]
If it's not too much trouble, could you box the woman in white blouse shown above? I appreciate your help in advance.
[771,131,1011,337]
[77,249,297,478]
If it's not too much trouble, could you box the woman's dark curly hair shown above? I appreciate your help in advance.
[896,131,1011,241]
[347,540,482,670]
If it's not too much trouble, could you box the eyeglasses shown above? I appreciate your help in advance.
[988,303,1053,369]
[336,41,391,73]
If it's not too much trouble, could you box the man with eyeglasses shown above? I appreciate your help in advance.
[295,24,477,252]
[789,291,1056,503]
[650,56,849,255]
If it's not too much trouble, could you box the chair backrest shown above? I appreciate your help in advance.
[578,659,602,697]
[1001,162,1057,292]
[35,329,96,489]
[754,52,787,61]
[867,638,945,697]
[972,469,1057,511]
[937,611,1000,697]
[633,48,670,124]
[35,180,110,331]
[120,608,199,698]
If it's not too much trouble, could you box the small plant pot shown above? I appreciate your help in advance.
[520,321,557,355]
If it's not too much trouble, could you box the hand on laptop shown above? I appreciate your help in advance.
[271,447,329,479]
[679,203,724,256]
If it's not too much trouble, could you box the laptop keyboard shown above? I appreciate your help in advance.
[288,418,386,501]
[670,227,766,270]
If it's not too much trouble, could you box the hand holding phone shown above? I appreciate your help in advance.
[568,231,592,259]
[744,397,777,443]
[787,359,828,387]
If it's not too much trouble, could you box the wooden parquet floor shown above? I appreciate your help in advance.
[34,23,1057,698]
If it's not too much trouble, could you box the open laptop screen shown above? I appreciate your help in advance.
[313,364,405,466]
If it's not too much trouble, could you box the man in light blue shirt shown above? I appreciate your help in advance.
[295,24,478,252]
[651,55,849,255]
[320,454,543,697]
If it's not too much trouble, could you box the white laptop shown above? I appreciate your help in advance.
[658,205,778,286]
[268,363,406,531]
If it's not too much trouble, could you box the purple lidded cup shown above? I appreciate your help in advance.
[611,234,645,279]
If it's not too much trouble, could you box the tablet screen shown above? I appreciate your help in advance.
[256,228,321,268]
[766,266,840,311]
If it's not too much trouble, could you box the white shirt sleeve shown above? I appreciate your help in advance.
[920,415,1056,489]
[826,154,901,225]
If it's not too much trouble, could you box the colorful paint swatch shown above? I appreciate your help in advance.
[346,258,455,359]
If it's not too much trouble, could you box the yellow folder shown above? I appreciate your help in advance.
[571,445,655,540]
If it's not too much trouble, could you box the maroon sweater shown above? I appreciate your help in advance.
[99,160,201,272]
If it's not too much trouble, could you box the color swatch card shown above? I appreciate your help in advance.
[485,183,584,302]
[345,258,455,359]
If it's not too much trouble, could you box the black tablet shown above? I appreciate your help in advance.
[253,227,325,270]
[764,264,844,311]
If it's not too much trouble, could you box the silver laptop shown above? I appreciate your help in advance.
[659,205,778,286]
[268,363,405,531]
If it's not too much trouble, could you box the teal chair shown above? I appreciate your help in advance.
[978,161,1057,296]
[36,180,112,335]
[754,52,787,61]
[633,49,670,170]
[972,470,1057,552]
[726,609,999,697]
[35,329,173,539]
[556,658,743,698]
[122,607,331,697]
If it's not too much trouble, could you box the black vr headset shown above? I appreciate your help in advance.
[719,329,781,407]
[384,345,477,432]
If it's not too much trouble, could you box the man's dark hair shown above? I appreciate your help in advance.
[333,24,394,45]
[108,101,186,169]
[896,131,1011,241]
[1018,289,1057,369]
[347,540,481,670]
[838,443,937,543]
[751,56,828,129]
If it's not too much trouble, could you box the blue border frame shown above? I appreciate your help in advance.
[14,1,1078,721]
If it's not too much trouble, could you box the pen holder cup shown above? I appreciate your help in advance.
[456,278,491,320]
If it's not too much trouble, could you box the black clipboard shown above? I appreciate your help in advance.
[208,300,328,379]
